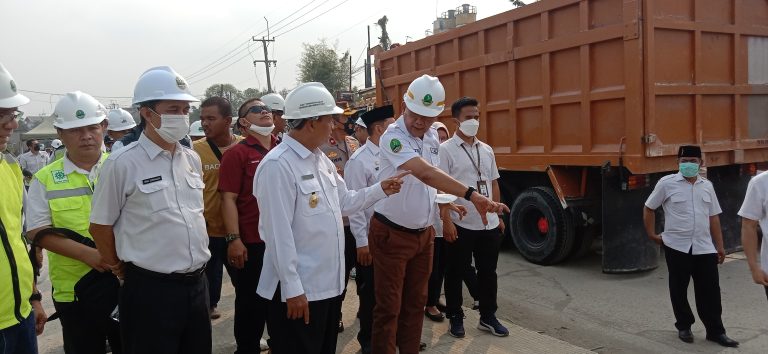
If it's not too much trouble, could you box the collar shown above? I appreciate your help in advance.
[138,133,180,160]
[364,140,380,155]
[450,133,479,147]
[283,135,314,160]
[62,152,105,175]
[674,172,703,184]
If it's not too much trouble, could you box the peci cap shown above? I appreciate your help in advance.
[678,145,702,159]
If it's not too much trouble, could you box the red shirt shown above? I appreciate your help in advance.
[218,134,278,244]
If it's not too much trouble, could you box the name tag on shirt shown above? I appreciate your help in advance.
[301,174,315,180]
[142,176,162,185]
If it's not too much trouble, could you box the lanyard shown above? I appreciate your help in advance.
[460,143,482,180]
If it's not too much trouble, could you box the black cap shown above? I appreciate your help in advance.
[361,105,394,127]
[678,145,702,158]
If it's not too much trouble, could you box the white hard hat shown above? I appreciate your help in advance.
[261,93,285,112]
[188,120,205,137]
[355,117,366,128]
[282,82,344,120]
[107,108,137,132]
[51,139,63,149]
[403,74,445,117]
[52,91,107,129]
[0,63,30,108]
[132,66,199,105]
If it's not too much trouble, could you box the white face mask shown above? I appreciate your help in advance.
[249,124,275,137]
[458,119,480,137]
[148,111,190,144]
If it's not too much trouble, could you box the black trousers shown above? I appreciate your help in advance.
[427,237,481,307]
[354,263,375,350]
[54,300,121,354]
[205,236,236,309]
[664,245,726,336]
[765,286,768,301]
[265,286,342,354]
[233,243,268,354]
[444,224,503,318]
[120,265,211,354]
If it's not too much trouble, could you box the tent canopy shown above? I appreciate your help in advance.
[21,116,58,140]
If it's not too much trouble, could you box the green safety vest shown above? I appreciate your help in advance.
[34,154,108,302]
[0,153,34,329]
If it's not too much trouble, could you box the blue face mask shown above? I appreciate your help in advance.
[679,162,700,178]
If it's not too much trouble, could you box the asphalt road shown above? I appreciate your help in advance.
[35,246,767,353]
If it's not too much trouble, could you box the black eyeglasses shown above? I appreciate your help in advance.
[247,106,271,115]
[0,110,23,124]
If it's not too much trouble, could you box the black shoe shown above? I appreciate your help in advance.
[424,308,445,322]
[360,341,372,354]
[678,329,694,343]
[419,342,427,351]
[436,303,447,312]
[338,320,344,333]
[706,333,739,347]
[448,314,465,338]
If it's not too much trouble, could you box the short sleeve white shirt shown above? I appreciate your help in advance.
[344,141,382,247]
[645,173,722,255]
[89,134,211,274]
[438,134,501,230]
[738,171,768,272]
[374,116,440,229]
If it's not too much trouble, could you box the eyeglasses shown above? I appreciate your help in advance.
[247,106,271,115]
[0,110,23,124]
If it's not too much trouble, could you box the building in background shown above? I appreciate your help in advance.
[433,4,477,35]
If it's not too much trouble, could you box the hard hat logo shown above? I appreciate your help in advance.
[422,94,433,106]
[175,76,188,90]
[75,110,86,119]
[10,80,16,93]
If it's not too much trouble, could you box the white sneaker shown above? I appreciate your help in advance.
[260,338,269,351]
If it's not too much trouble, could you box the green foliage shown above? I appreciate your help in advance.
[297,40,349,94]
[377,16,391,51]
[511,0,527,7]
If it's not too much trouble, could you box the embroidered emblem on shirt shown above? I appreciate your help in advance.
[327,151,339,159]
[52,170,68,184]
[390,139,402,153]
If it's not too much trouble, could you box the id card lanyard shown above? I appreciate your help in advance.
[460,143,489,198]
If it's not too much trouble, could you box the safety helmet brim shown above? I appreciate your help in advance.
[283,105,343,120]
[0,94,30,109]
[133,93,199,106]
[53,115,107,130]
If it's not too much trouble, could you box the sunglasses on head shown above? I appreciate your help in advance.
[247,105,271,115]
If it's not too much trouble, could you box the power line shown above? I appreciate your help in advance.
[189,45,262,85]
[19,89,133,99]
[272,0,351,38]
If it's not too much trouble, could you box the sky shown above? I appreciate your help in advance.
[1,0,518,115]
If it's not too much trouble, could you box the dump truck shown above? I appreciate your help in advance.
[374,0,768,273]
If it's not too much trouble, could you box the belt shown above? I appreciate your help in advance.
[373,212,429,234]
[125,263,206,282]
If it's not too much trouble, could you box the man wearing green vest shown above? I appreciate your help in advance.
[0,62,46,354]
[26,91,121,354]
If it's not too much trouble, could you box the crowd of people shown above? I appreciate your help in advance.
[1,56,767,354]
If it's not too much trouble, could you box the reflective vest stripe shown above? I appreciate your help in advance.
[46,187,92,200]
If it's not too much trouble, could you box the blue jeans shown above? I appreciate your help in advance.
[205,236,235,309]
[0,312,38,354]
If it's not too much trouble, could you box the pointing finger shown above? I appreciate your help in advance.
[392,170,412,180]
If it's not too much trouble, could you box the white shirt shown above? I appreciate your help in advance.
[645,173,722,255]
[18,151,49,174]
[89,134,211,274]
[110,140,125,152]
[345,141,382,247]
[438,134,500,230]
[738,171,768,272]
[374,117,440,229]
[255,135,387,302]
[26,154,104,230]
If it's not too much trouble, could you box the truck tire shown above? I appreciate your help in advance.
[509,186,575,265]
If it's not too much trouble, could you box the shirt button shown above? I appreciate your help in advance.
[176,183,180,187]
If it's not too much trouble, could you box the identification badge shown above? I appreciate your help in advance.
[477,180,489,197]
[142,176,162,185]
[309,192,319,208]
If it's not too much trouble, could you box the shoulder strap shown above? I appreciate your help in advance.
[32,227,96,249]
[206,139,223,161]
[239,139,269,156]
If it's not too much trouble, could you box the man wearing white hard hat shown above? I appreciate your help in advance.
[261,93,286,141]
[0,62,46,354]
[48,138,66,163]
[89,66,211,354]
[26,91,121,354]
[370,74,508,353]
[106,108,137,152]
[188,120,205,141]
[254,82,407,354]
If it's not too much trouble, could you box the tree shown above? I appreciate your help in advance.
[510,0,527,6]
[377,16,391,51]
[242,88,267,101]
[297,40,348,94]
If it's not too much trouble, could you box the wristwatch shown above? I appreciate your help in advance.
[224,233,240,243]
[29,291,42,302]
[463,186,476,201]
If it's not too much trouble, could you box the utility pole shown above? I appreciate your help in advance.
[349,55,352,92]
[365,25,372,88]
[253,17,277,92]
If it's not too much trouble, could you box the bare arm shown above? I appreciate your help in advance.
[221,191,248,269]
[89,223,119,266]
[709,215,725,264]
[643,206,661,245]
[742,218,768,285]
[28,227,109,272]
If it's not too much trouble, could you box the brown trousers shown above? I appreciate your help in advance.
[369,217,434,354]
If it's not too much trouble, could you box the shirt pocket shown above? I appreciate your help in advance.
[184,174,205,211]
[700,192,713,216]
[49,196,88,231]
[298,179,326,216]
[136,180,171,213]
